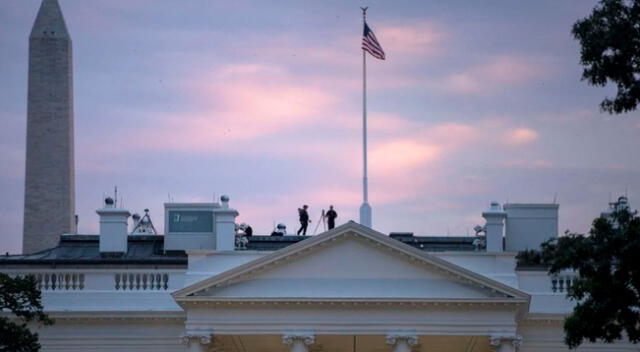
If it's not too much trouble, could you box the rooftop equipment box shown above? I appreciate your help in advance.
[504,203,558,252]
[164,203,218,251]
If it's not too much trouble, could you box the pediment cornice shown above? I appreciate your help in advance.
[173,222,530,305]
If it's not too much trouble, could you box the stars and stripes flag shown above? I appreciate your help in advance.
[362,22,385,60]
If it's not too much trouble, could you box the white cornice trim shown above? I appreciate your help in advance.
[177,297,528,310]
[173,222,530,305]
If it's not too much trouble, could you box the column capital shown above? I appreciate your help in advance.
[489,334,522,351]
[180,331,213,346]
[386,333,418,347]
[283,333,315,346]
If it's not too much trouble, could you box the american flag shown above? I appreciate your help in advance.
[362,22,385,60]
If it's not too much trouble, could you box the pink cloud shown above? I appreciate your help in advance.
[378,22,448,58]
[370,140,441,176]
[126,64,338,152]
[505,127,539,145]
[421,123,480,148]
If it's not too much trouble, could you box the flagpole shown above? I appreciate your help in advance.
[359,7,372,228]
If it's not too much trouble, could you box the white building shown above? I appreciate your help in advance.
[1,196,638,352]
[3,1,638,351]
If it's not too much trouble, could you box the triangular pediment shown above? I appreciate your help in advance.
[173,222,528,304]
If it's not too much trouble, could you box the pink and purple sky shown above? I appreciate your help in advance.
[1,0,639,253]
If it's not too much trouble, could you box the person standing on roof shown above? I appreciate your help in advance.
[297,205,310,235]
[325,205,338,230]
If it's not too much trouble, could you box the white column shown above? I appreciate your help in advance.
[386,334,418,352]
[180,332,212,352]
[283,333,315,352]
[489,334,522,352]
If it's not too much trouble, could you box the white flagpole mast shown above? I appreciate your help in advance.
[359,7,372,227]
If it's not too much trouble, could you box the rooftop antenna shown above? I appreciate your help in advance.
[114,186,118,208]
[553,193,558,204]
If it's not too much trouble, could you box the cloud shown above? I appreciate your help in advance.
[125,63,339,152]
[505,128,539,145]
[438,56,548,95]
[370,140,440,176]
[378,22,448,58]
[503,159,551,168]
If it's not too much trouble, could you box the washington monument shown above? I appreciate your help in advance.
[23,0,76,253]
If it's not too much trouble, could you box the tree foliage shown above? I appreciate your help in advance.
[0,273,53,352]
[572,0,640,114]
[537,206,640,348]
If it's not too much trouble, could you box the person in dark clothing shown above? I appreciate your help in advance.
[237,223,253,236]
[271,223,286,236]
[325,205,337,230]
[297,205,310,236]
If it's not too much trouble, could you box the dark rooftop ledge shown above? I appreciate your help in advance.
[515,265,550,271]
[0,234,186,267]
[2,232,480,266]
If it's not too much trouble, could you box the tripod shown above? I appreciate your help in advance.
[312,209,327,235]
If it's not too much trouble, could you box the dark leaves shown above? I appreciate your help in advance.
[572,0,640,114]
[537,209,640,348]
[0,273,53,352]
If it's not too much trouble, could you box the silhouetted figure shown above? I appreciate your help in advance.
[297,205,310,235]
[271,223,286,236]
[326,205,337,230]
[237,223,253,236]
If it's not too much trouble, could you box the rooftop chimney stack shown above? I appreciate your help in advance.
[215,195,239,250]
[97,197,131,255]
[504,203,558,251]
[483,201,506,252]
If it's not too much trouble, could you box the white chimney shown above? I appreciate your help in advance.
[504,203,558,251]
[214,195,239,251]
[97,197,131,255]
[483,201,506,252]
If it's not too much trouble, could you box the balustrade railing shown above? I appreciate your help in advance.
[115,273,169,290]
[551,274,576,293]
[36,272,85,291]
[6,271,178,292]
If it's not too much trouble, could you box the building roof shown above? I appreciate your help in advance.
[246,233,476,252]
[0,235,187,266]
[0,232,477,266]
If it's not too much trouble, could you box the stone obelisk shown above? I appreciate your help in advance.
[23,0,76,254]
